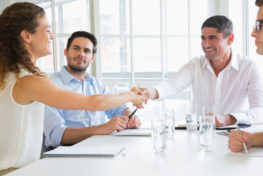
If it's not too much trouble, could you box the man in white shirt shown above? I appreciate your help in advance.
[142,15,263,127]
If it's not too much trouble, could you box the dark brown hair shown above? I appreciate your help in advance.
[0,2,46,89]
[256,0,263,7]
[201,15,233,38]
[66,31,97,54]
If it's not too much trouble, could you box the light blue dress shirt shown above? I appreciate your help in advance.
[44,66,128,147]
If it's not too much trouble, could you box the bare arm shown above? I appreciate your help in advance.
[13,75,146,111]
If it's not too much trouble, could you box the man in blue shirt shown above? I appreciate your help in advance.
[44,31,141,148]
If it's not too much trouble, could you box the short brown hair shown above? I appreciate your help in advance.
[0,2,46,89]
[256,0,263,7]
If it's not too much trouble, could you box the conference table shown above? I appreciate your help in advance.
[6,128,263,176]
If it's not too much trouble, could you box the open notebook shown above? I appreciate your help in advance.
[113,128,152,136]
[228,146,263,157]
[43,145,125,158]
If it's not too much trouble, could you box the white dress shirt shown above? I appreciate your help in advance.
[155,53,263,124]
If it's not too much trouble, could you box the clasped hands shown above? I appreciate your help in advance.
[130,87,153,109]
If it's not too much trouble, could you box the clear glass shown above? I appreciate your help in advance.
[164,109,175,138]
[100,0,129,34]
[186,114,198,131]
[199,106,215,149]
[185,102,198,131]
[133,38,161,72]
[132,0,160,35]
[151,118,166,153]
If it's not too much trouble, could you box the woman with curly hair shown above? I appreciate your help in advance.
[0,2,146,174]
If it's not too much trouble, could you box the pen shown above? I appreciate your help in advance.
[237,124,248,154]
[128,108,137,119]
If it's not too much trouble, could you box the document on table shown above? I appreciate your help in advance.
[43,145,125,158]
[228,147,263,157]
[113,128,152,136]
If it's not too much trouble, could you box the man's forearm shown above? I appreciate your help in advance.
[60,125,108,145]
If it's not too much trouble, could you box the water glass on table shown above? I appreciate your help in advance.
[199,105,215,149]
[164,109,175,137]
[185,113,198,131]
[151,118,166,153]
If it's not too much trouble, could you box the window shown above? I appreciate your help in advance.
[11,0,90,73]
[5,0,261,99]
[97,0,209,92]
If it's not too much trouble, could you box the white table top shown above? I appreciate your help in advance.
[7,130,262,176]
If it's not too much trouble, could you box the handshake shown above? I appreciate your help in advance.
[129,87,158,108]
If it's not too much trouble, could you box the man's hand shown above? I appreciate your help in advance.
[130,86,147,108]
[127,115,141,129]
[101,116,128,134]
[132,87,159,108]
[215,114,237,127]
[138,87,159,100]
[228,130,253,152]
[122,108,141,128]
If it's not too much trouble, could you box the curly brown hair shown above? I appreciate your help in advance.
[0,2,46,89]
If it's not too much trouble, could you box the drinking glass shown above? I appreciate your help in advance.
[199,105,215,149]
[151,118,166,153]
[164,109,175,137]
[185,113,198,131]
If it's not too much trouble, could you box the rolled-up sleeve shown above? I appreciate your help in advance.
[101,84,128,119]
[44,105,68,147]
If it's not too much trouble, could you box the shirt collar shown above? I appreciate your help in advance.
[60,66,92,84]
[201,51,239,71]
[229,52,239,71]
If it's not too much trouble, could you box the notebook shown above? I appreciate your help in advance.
[113,128,152,136]
[43,145,125,158]
[228,146,263,157]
